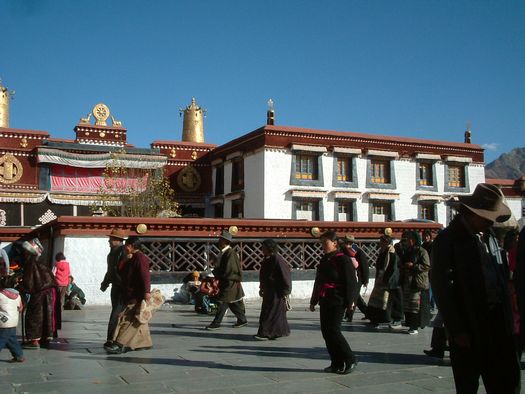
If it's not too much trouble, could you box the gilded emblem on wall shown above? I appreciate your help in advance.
[170,148,177,158]
[177,166,201,192]
[20,137,28,148]
[191,150,198,160]
[0,154,23,184]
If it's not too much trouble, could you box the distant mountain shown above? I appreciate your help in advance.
[485,147,525,179]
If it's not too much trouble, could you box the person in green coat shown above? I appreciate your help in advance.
[206,231,247,330]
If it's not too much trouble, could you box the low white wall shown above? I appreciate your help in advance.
[55,235,322,305]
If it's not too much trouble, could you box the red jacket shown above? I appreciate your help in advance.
[54,260,71,286]
[119,251,151,303]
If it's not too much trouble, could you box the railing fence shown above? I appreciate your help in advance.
[141,238,381,273]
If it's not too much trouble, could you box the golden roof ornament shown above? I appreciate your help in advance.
[93,103,110,126]
[79,104,123,127]
[180,97,206,143]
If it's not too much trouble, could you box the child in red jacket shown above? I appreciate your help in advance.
[53,252,71,310]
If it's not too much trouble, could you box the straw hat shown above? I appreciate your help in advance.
[108,228,127,240]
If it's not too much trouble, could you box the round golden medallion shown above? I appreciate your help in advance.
[0,154,23,184]
[136,223,148,234]
[310,227,321,237]
[176,166,201,192]
[229,225,238,235]
[93,103,110,125]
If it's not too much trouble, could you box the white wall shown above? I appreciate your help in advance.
[468,164,486,193]
[238,146,488,226]
[54,234,317,305]
[263,148,294,219]
[55,235,112,305]
[393,159,418,220]
[354,156,369,221]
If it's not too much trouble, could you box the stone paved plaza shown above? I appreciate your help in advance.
[0,299,507,393]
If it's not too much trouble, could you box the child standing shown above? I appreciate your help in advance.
[0,287,25,362]
[53,252,71,310]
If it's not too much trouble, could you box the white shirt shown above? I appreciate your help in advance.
[0,289,22,329]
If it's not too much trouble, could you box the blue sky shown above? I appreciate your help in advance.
[1,0,524,163]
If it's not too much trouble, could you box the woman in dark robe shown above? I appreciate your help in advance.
[366,234,399,325]
[400,231,431,334]
[255,239,292,340]
[19,240,61,349]
[310,230,360,375]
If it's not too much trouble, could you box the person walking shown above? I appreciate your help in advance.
[19,239,60,349]
[310,230,360,375]
[255,239,292,340]
[105,236,152,354]
[422,230,436,312]
[206,230,247,330]
[366,234,400,326]
[100,228,126,349]
[431,183,520,393]
[400,231,430,335]
[53,252,71,310]
[341,234,369,322]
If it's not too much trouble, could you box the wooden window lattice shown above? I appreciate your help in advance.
[141,238,380,273]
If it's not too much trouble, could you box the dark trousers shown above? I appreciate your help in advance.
[107,286,125,341]
[450,310,520,394]
[0,327,23,358]
[386,287,403,321]
[320,301,355,368]
[213,299,246,325]
[345,294,367,321]
[405,312,419,330]
[429,326,447,356]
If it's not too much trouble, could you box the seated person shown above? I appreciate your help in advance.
[64,276,86,310]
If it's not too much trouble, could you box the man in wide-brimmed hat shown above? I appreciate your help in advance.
[100,228,127,349]
[431,183,520,393]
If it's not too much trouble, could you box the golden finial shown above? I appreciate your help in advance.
[180,98,206,143]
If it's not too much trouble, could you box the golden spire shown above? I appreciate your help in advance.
[180,97,206,143]
[0,79,15,128]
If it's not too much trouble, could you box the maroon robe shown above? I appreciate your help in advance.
[257,253,292,338]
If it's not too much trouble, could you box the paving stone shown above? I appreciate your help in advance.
[0,302,491,393]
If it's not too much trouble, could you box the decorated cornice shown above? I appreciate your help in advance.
[47,193,121,206]
[151,140,216,150]
[28,216,442,240]
[0,191,47,203]
[0,127,49,139]
[208,125,484,163]
[37,147,166,169]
